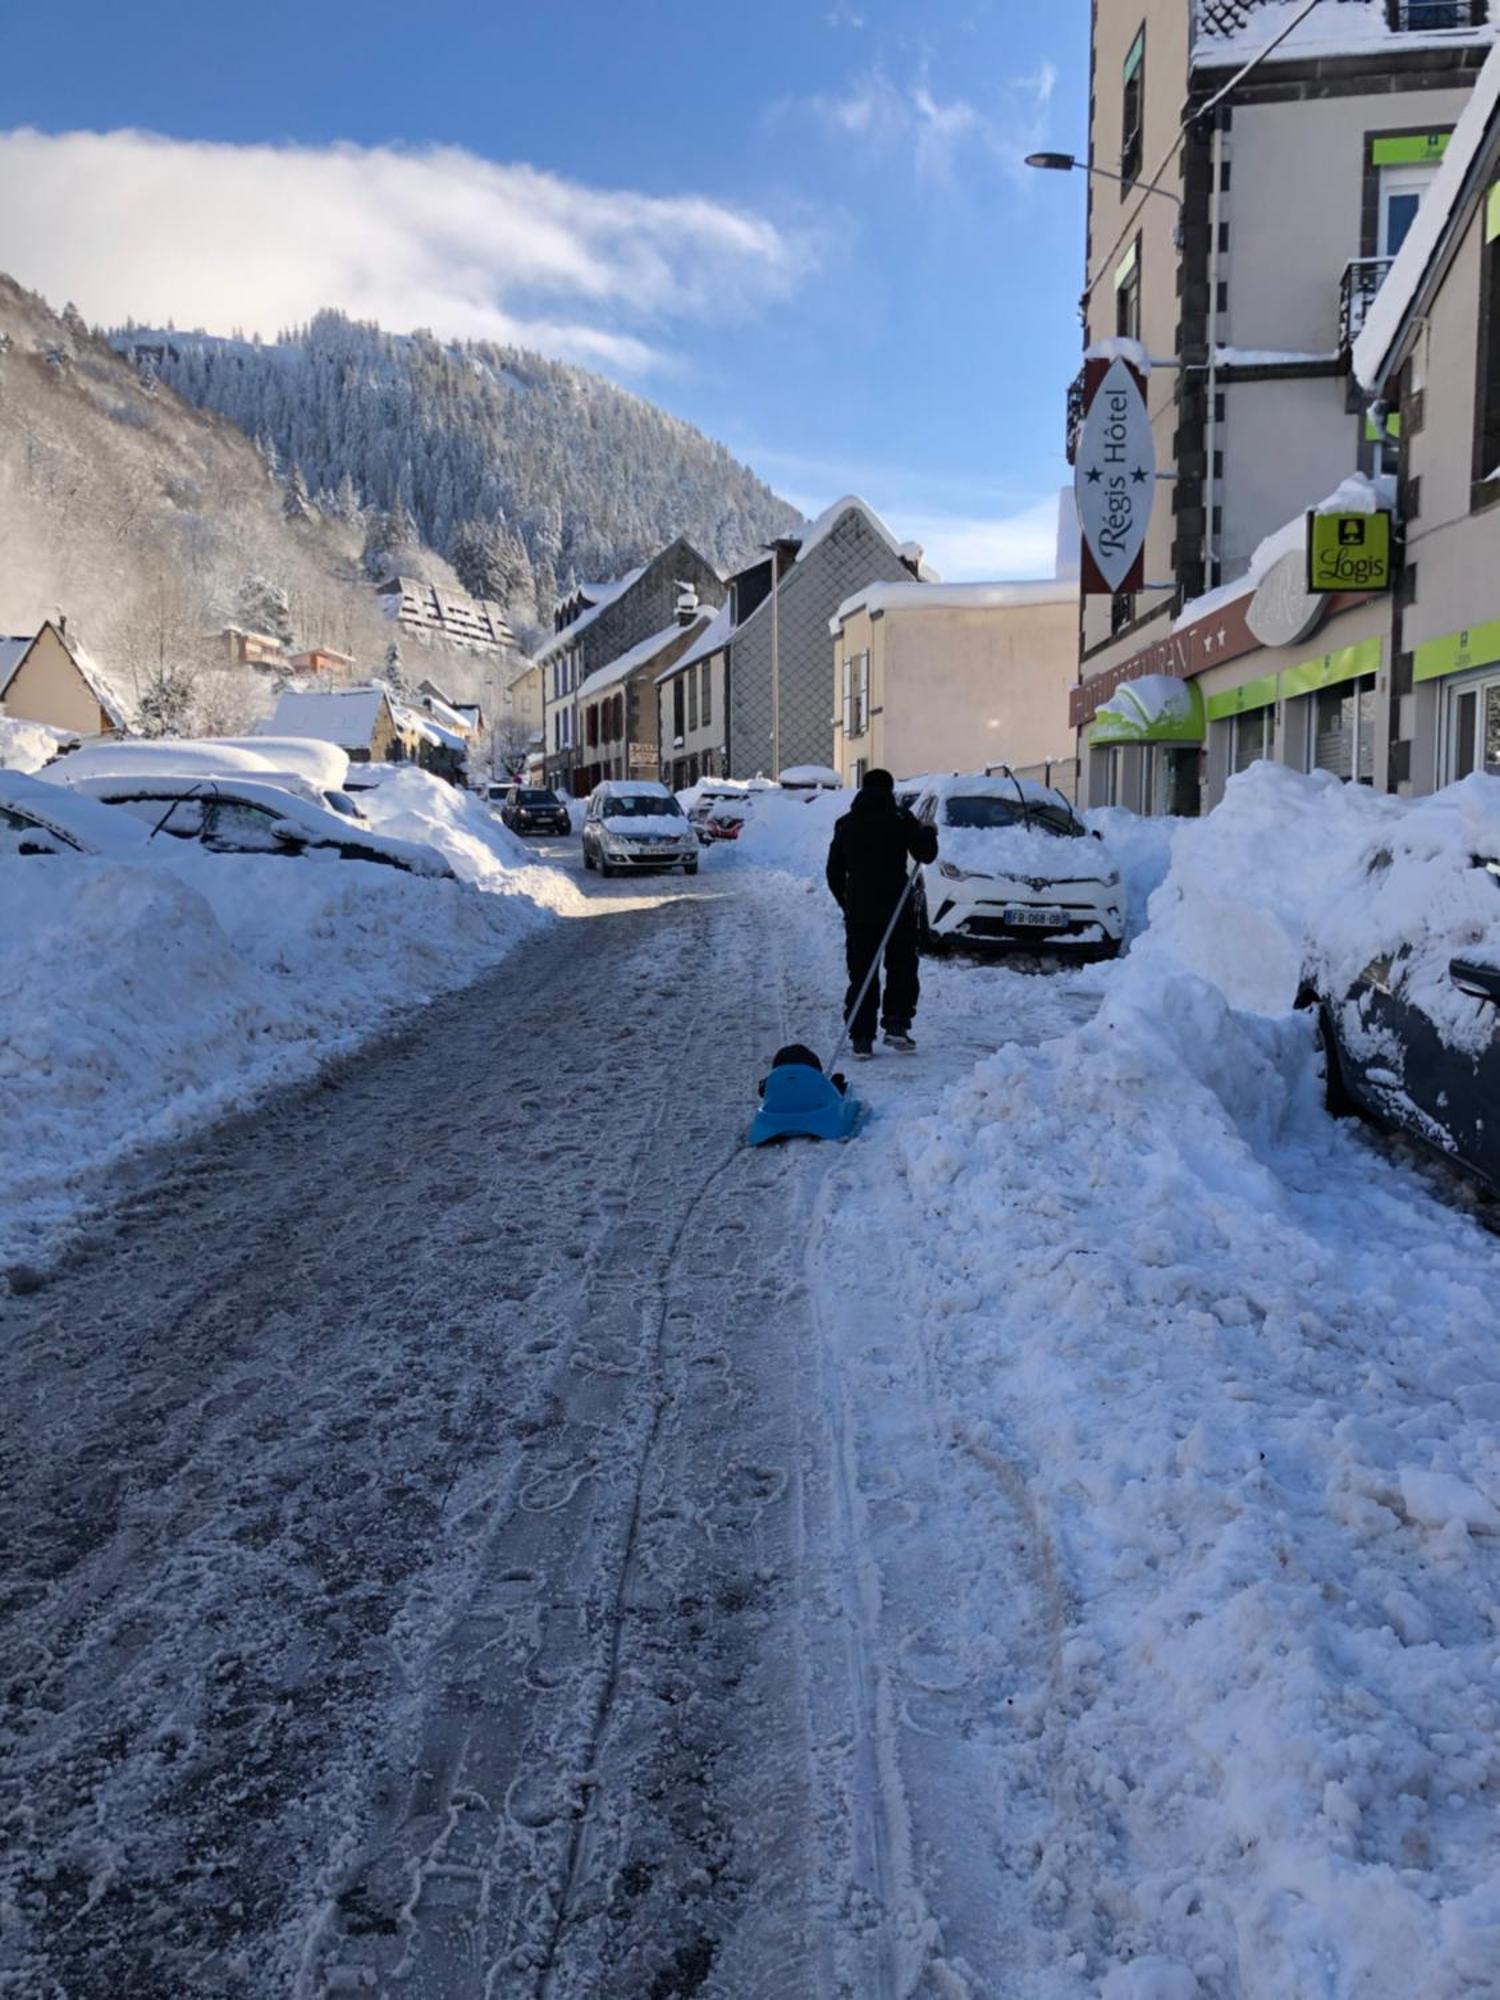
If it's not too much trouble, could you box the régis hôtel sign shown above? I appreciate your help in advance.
[1075,353,1155,598]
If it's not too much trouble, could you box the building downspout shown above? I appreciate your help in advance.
[1204,108,1225,590]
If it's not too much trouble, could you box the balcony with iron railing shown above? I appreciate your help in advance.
[1066,367,1088,466]
[1195,0,1487,38]
[1340,255,1395,353]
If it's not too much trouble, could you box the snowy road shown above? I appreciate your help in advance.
[6,837,1500,1998]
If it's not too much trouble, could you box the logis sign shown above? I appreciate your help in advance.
[1075,354,1155,598]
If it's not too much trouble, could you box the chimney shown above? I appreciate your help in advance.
[674,581,700,626]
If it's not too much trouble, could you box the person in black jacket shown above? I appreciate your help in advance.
[825,768,939,1057]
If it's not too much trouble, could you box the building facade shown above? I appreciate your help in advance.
[574,605,713,792]
[656,602,732,789]
[0,620,131,737]
[724,499,922,780]
[1070,0,1494,811]
[829,580,1080,793]
[535,536,724,794]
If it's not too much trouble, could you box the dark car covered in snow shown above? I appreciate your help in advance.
[1303,851,1500,1195]
[496,784,571,836]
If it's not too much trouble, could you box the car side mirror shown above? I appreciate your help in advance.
[1091,829,1104,841]
[1451,958,1500,1005]
[271,822,304,845]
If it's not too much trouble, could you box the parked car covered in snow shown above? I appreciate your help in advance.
[495,783,571,836]
[582,780,698,876]
[55,774,454,877]
[909,773,1124,957]
[47,737,367,821]
[0,769,155,857]
[685,784,752,845]
[1302,850,1500,1195]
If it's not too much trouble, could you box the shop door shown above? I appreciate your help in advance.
[1313,677,1377,784]
[1447,677,1500,782]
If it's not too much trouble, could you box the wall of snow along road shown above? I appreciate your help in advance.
[0,770,579,1268]
[879,764,1500,1990]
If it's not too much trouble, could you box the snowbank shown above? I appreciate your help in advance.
[0,716,75,773]
[1127,762,1500,1054]
[879,771,1500,1988]
[726,785,850,877]
[0,769,581,1268]
[1082,807,1180,942]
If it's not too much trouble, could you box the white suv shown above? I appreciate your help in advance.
[909,774,1124,958]
[582,780,699,876]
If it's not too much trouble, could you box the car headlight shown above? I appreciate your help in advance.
[939,860,990,882]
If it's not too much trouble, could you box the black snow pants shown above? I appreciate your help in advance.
[844,909,919,1044]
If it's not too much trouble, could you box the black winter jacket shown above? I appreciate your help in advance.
[826,791,938,925]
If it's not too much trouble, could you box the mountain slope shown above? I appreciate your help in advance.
[112,312,803,621]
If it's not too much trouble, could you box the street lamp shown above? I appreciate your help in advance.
[1025,152,1184,247]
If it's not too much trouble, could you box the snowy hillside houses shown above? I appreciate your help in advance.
[1062,0,1497,815]
[262,684,469,778]
[535,535,724,794]
[0,620,131,739]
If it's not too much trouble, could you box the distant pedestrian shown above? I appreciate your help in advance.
[825,769,938,1058]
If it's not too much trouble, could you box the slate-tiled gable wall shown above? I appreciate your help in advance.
[573,540,724,680]
[727,512,913,778]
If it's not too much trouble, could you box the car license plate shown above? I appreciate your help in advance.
[1001,905,1067,928]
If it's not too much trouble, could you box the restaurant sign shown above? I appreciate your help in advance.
[1075,355,1155,598]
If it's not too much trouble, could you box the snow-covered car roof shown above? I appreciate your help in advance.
[914,772,1079,816]
[59,773,453,876]
[591,779,673,799]
[47,747,332,812]
[0,768,155,856]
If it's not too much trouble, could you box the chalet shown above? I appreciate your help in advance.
[0,620,132,738]
[264,686,399,763]
[288,645,356,676]
[216,626,288,670]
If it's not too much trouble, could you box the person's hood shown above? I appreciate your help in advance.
[850,788,898,817]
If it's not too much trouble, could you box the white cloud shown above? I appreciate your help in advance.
[782,58,1059,185]
[0,128,817,372]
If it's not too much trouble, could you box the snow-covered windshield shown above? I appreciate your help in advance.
[602,794,683,819]
[944,795,1082,839]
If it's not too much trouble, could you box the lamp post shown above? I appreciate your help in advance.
[1024,152,1184,248]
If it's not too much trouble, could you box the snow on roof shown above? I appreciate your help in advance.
[831,577,1077,633]
[1353,39,1500,392]
[423,693,474,736]
[656,600,733,683]
[778,764,842,788]
[60,630,133,730]
[1173,471,1395,632]
[916,770,1076,809]
[1193,0,1496,69]
[0,635,32,692]
[592,777,671,797]
[793,494,929,575]
[533,563,648,664]
[265,686,391,749]
[576,611,712,703]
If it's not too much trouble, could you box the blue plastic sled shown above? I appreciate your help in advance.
[748,1062,863,1145]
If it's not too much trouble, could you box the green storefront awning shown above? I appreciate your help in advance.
[1280,637,1382,700]
[1371,132,1450,168]
[1414,616,1500,683]
[1207,674,1278,723]
[1091,675,1206,748]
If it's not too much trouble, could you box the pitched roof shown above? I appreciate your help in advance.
[1353,39,1500,393]
[0,635,32,692]
[576,611,711,702]
[656,599,733,683]
[794,495,928,576]
[533,563,647,664]
[0,624,133,728]
[265,686,392,749]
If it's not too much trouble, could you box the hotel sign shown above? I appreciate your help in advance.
[1075,355,1155,598]
[1307,510,1395,595]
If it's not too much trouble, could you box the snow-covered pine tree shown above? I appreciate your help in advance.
[282,464,314,522]
[382,637,408,697]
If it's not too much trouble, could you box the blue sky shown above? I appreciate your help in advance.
[0,1,1089,578]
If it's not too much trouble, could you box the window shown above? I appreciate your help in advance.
[209,800,296,851]
[1312,676,1378,783]
[1231,706,1272,775]
[1121,28,1145,186]
[1448,679,1500,780]
[850,757,867,789]
[701,662,712,728]
[1111,591,1136,634]
[1476,183,1500,497]
[1380,167,1440,260]
[688,668,699,732]
[1115,238,1142,340]
[672,675,685,742]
